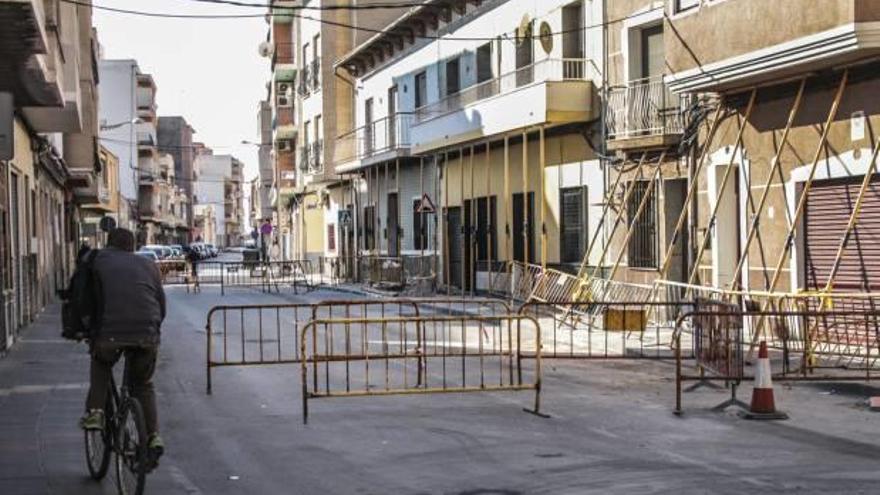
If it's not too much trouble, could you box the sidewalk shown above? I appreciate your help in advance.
[0,305,186,494]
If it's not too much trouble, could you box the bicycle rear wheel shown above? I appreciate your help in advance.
[84,395,114,480]
[115,398,147,495]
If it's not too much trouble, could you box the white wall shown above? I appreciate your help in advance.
[98,59,139,202]
[353,0,602,134]
[194,154,232,246]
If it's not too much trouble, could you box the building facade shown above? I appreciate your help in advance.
[193,153,245,248]
[0,0,104,349]
[157,116,196,241]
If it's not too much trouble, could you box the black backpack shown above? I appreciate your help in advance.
[61,250,100,341]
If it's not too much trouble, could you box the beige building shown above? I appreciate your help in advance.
[0,0,104,348]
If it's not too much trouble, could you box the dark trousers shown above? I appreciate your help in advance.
[86,341,159,436]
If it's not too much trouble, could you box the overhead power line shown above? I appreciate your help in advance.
[67,0,662,42]
[185,0,433,11]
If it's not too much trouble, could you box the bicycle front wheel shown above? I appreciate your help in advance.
[115,398,147,495]
[84,395,113,480]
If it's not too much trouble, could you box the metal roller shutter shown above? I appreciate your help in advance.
[803,175,880,291]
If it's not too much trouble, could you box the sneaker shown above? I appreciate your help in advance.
[147,434,164,470]
[80,409,104,431]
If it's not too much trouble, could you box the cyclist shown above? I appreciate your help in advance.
[78,228,167,466]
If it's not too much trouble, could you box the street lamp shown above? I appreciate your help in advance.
[100,117,143,130]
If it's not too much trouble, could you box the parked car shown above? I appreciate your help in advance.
[206,244,218,257]
[142,244,173,260]
[136,250,159,262]
[189,242,209,260]
[169,244,184,259]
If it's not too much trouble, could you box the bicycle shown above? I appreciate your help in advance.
[84,351,151,495]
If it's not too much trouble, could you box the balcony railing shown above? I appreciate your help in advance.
[298,65,311,97]
[310,139,324,173]
[606,77,683,140]
[415,58,596,123]
[310,58,321,90]
[336,112,414,164]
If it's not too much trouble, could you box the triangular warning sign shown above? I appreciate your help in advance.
[417,193,436,213]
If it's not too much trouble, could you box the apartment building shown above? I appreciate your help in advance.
[336,0,603,290]
[194,153,245,247]
[656,0,880,295]
[78,145,121,248]
[157,116,197,240]
[0,0,103,348]
[265,0,407,267]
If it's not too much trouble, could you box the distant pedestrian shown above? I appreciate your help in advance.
[77,228,166,467]
[76,242,91,266]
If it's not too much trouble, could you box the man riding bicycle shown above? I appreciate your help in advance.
[77,228,166,465]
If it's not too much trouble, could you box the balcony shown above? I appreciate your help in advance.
[310,58,321,91]
[665,0,880,93]
[336,113,414,169]
[0,0,61,108]
[299,140,323,175]
[298,65,311,97]
[606,77,684,151]
[411,58,597,153]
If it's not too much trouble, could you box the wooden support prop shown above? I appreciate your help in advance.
[729,78,807,291]
[444,151,451,296]
[654,103,726,283]
[540,127,547,270]
[683,88,758,296]
[470,144,476,295]
[822,138,880,292]
[751,69,849,356]
[607,151,667,281]
[588,152,649,281]
[575,154,628,281]
[504,135,511,296]
[486,141,493,290]
[523,131,530,266]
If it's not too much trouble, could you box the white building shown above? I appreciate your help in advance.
[194,154,244,247]
[336,0,604,290]
[97,59,145,229]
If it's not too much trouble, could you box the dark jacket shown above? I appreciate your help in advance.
[91,247,166,344]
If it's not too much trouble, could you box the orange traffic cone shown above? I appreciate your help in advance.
[742,341,788,420]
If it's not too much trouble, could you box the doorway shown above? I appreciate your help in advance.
[387,192,399,257]
[663,178,689,282]
[512,192,535,264]
[446,207,463,288]
[711,165,742,288]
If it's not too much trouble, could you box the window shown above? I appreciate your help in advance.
[640,25,664,79]
[627,181,658,268]
[412,199,427,250]
[476,43,493,84]
[515,20,534,86]
[415,71,427,108]
[560,186,588,264]
[302,43,309,67]
[363,205,376,250]
[327,223,336,250]
[475,196,497,265]
[674,0,701,13]
[446,57,460,96]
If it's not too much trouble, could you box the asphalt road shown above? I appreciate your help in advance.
[2,283,880,494]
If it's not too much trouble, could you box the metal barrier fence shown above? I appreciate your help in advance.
[300,314,543,423]
[673,307,880,414]
[518,300,696,359]
[175,260,316,295]
[206,297,512,393]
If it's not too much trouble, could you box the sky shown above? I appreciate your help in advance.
[94,0,270,230]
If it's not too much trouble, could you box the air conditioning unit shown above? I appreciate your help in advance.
[277,82,291,96]
[258,41,275,58]
[277,140,292,152]
[277,94,291,107]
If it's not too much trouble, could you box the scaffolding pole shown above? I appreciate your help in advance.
[504,135,511,298]
[540,127,547,270]
[683,88,758,294]
[469,144,476,295]
[444,151,450,296]
[750,69,850,354]
[485,141,492,290]
[729,78,807,291]
[574,152,628,280]
[821,138,880,292]
[607,151,667,281]
[654,103,726,283]
[587,152,649,281]
[523,131,530,266]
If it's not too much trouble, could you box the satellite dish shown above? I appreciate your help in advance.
[517,14,533,46]
[258,41,275,58]
[539,21,553,54]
